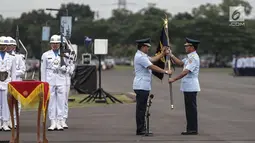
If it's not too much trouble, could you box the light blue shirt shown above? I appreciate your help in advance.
[133,50,153,91]
[180,51,200,92]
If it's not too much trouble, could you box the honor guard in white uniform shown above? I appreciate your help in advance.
[63,47,75,129]
[252,56,255,76]
[133,38,172,135]
[6,36,26,128]
[236,56,242,76]
[169,37,200,135]
[0,36,16,131]
[247,55,253,76]
[40,35,67,131]
[239,56,245,76]
[232,55,237,76]
[243,56,249,76]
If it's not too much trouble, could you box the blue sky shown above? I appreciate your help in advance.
[1,0,254,19]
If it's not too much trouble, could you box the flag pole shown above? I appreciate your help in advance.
[163,14,174,109]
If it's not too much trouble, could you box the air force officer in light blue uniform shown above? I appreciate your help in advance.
[133,38,172,135]
[168,37,200,135]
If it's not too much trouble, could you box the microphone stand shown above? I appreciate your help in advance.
[145,94,154,136]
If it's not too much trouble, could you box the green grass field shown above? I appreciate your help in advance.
[21,94,134,111]
[68,94,134,108]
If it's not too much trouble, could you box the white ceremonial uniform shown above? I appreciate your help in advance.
[63,53,75,125]
[41,49,66,130]
[236,58,242,68]
[252,57,255,67]
[252,57,255,76]
[243,57,248,67]
[0,52,16,130]
[236,58,243,76]
[13,53,26,81]
[247,57,253,76]
[11,52,26,127]
[181,51,200,92]
[231,57,236,68]
[244,57,249,76]
[133,50,153,91]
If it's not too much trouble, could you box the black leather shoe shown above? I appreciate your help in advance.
[181,131,198,135]
[136,131,146,135]
[144,131,153,136]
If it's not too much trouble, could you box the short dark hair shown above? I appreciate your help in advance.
[193,45,198,50]
[137,44,143,50]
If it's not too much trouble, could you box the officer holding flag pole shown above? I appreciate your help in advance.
[168,37,201,135]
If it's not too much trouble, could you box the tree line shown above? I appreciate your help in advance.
[0,0,254,64]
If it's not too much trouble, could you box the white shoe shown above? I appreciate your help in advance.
[8,120,16,129]
[48,120,57,131]
[2,121,11,131]
[8,120,12,129]
[56,120,63,131]
[60,120,68,129]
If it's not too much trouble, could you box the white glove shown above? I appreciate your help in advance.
[51,66,58,72]
[66,66,72,74]
[59,66,67,72]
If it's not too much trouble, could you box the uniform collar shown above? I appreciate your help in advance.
[137,50,147,56]
[187,51,197,58]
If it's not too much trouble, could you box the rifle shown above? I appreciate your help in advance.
[59,28,66,67]
[16,26,29,79]
[15,26,20,53]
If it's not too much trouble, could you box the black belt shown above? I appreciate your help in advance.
[46,69,66,74]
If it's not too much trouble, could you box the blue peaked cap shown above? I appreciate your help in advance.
[136,38,151,47]
[184,37,200,46]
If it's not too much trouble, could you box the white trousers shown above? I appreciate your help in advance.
[0,90,10,121]
[48,85,66,120]
[63,84,70,120]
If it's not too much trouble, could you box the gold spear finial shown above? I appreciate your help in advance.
[162,13,168,28]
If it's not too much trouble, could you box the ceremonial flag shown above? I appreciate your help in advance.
[152,21,174,80]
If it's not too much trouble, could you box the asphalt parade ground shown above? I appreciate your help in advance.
[1,67,255,143]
